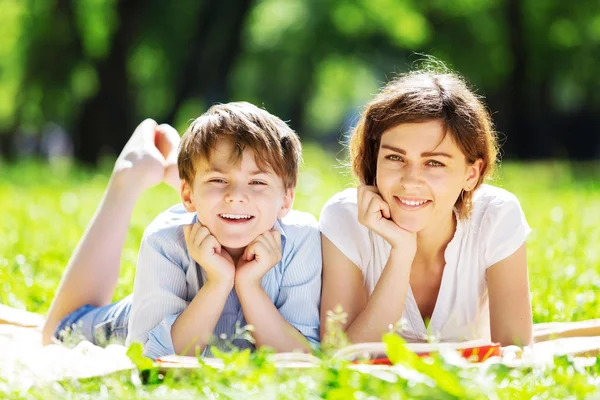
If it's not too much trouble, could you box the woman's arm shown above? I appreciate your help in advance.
[487,243,532,346]
[321,235,413,343]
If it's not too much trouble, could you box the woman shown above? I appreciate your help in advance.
[319,69,533,346]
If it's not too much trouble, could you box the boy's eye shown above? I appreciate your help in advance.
[385,154,404,162]
[210,178,227,184]
[250,180,267,185]
[426,160,444,167]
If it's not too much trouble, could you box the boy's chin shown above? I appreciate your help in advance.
[217,237,253,251]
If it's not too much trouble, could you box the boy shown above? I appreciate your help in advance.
[127,102,321,359]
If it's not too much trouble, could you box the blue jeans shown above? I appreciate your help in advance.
[54,295,132,347]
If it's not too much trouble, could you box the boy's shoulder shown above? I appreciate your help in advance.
[143,203,193,242]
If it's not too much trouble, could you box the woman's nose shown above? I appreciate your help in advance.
[400,164,423,187]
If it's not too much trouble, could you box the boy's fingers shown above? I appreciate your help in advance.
[270,230,281,248]
[204,235,219,253]
[183,222,203,246]
[183,224,192,244]
[243,243,256,261]
[264,230,280,249]
[194,226,211,247]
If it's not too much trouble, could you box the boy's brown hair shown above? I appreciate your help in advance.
[349,70,499,218]
[178,102,302,189]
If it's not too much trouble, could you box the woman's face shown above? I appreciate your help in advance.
[375,119,482,233]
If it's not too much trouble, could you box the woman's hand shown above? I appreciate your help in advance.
[357,185,417,257]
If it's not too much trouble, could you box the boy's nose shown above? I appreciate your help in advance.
[224,185,248,203]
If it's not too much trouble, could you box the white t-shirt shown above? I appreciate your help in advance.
[319,184,531,343]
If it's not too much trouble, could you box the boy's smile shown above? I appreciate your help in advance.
[181,139,294,255]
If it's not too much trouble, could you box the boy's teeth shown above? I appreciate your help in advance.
[400,199,427,206]
[221,214,252,220]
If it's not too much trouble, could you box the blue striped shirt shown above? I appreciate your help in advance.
[126,204,322,360]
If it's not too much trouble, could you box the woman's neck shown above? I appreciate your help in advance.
[413,211,457,269]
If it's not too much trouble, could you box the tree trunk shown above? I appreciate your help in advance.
[505,0,535,158]
[165,0,254,124]
[73,0,143,165]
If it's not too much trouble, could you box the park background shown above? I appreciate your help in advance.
[0,0,598,398]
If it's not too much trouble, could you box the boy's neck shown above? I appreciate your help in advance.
[225,246,244,265]
[413,211,457,269]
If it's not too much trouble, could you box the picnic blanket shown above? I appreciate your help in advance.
[0,306,598,390]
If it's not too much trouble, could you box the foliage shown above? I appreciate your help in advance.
[1,0,600,160]
[0,149,599,397]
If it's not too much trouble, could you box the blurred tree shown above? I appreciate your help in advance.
[1,0,599,162]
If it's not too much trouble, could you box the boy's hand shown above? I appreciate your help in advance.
[183,222,235,287]
[235,230,282,288]
[357,185,417,256]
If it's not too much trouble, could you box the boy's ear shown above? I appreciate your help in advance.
[180,180,196,212]
[277,188,295,219]
[464,159,483,192]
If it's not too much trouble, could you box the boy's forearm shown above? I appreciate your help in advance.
[171,279,232,355]
[236,283,311,353]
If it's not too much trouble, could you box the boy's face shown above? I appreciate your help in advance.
[181,139,294,251]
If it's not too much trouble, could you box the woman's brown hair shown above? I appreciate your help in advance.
[349,69,499,218]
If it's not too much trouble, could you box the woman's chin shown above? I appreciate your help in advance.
[391,216,426,234]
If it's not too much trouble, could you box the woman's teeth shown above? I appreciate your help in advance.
[400,199,428,206]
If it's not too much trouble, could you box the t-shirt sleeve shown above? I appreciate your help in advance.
[482,190,531,268]
[319,189,371,269]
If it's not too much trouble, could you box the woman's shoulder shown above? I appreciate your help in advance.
[324,187,358,206]
[320,188,363,232]
[320,188,358,219]
[469,184,531,267]
[470,184,524,223]
[319,188,373,268]
[472,184,521,209]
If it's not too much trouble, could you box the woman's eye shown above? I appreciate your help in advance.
[386,154,403,162]
[427,160,444,167]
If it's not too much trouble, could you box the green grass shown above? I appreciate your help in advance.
[1,146,599,398]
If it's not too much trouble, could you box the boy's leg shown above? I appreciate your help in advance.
[42,120,180,345]
[54,295,133,346]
